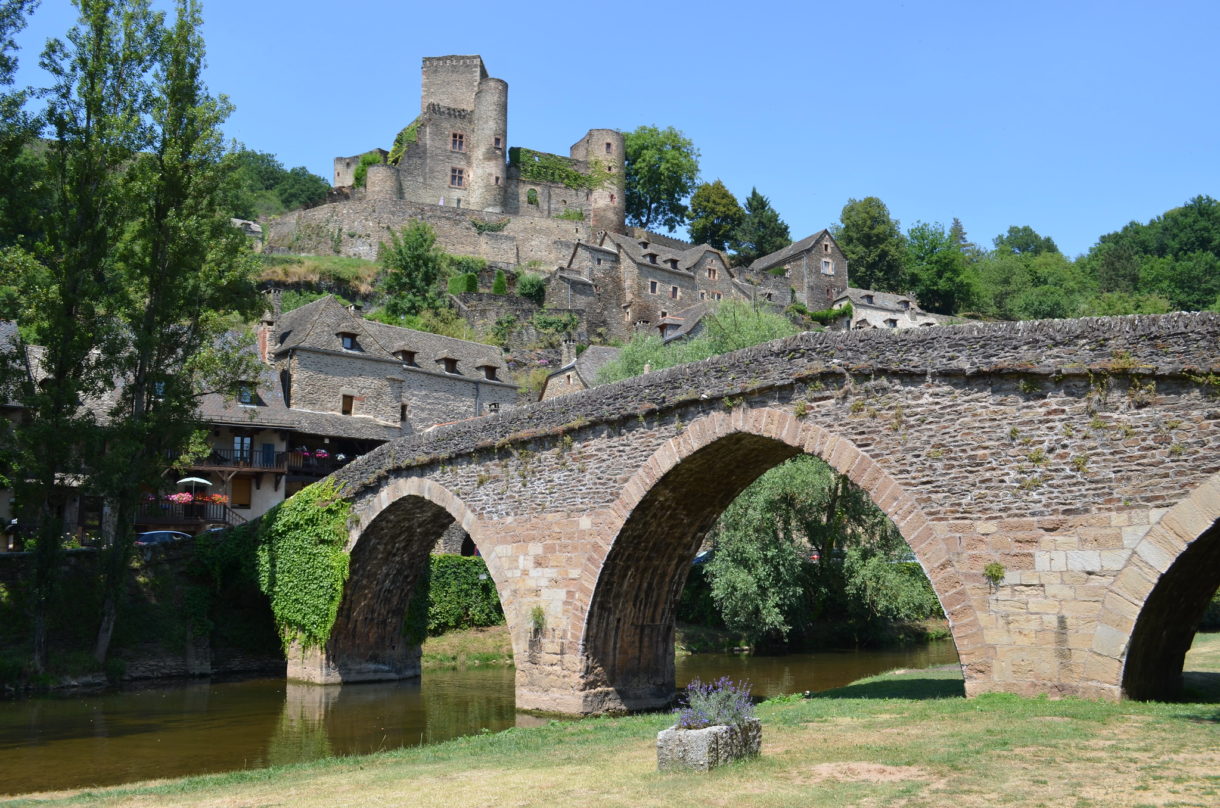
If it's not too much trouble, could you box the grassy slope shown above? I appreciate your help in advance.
[5,634,1219,808]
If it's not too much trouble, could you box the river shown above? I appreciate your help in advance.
[0,641,958,795]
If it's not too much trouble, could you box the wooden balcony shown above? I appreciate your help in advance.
[136,501,248,528]
[173,447,288,473]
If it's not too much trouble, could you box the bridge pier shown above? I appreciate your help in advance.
[285,640,421,685]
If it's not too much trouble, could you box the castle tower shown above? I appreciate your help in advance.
[470,77,508,213]
[572,129,626,234]
[420,55,486,112]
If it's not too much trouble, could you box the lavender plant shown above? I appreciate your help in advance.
[675,677,755,729]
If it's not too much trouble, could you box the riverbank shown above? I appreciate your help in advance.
[6,633,1217,807]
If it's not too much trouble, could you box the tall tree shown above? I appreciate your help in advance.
[993,225,1059,256]
[380,220,446,318]
[731,188,790,267]
[88,0,262,663]
[904,221,977,314]
[623,124,699,232]
[834,197,906,292]
[686,179,743,252]
[0,1,41,245]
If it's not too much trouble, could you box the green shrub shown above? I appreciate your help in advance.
[405,555,505,640]
[448,273,478,295]
[526,188,539,206]
[492,269,508,295]
[555,208,585,221]
[516,272,547,306]
[352,152,384,189]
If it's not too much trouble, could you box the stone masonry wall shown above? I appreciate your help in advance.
[302,313,1220,712]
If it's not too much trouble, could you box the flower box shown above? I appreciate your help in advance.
[656,718,761,772]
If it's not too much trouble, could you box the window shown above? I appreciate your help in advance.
[280,369,292,408]
[715,292,723,301]
[494,175,501,185]
[595,257,602,266]
[341,332,363,351]
[610,193,616,204]
[566,373,573,385]
[450,167,464,187]
[483,365,498,381]
[441,357,458,374]
[824,242,831,253]
[667,259,679,269]
[700,291,706,300]
[604,141,612,154]
[341,394,354,415]
[237,383,255,405]
[488,402,500,413]
[231,477,252,509]
[400,404,408,422]
[639,241,649,249]
[647,253,657,264]
[670,286,679,300]
[863,294,874,304]
[660,310,668,318]
[233,435,252,463]
[455,198,461,208]
[493,136,502,150]
[451,132,465,151]
[885,318,898,328]
[707,267,717,280]
[821,259,834,275]
[396,350,417,366]
[649,280,658,294]
[899,300,910,310]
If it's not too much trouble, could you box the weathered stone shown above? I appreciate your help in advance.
[657,719,762,772]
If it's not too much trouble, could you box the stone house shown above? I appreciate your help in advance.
[539,345,621,401]
[0,298,518,542]
[746,229,849,310]
[832,288,950,330]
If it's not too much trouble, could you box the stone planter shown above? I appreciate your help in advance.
[656,718,761,772]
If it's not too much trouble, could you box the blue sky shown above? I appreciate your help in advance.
[10,0,1219,256]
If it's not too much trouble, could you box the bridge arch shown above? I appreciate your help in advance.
[574,406,979,713]
[288,478,510,684]
[1092,471,1220,700]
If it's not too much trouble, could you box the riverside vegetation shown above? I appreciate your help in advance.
[4,632,1217,807]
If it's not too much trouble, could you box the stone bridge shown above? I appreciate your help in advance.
[291,313,1220,715]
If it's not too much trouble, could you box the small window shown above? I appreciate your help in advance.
[885,318,898,328]
[488,402,500,413]
[863,294,874,305]
[451,132,465,151]
[670,286,679,300]
[821,259,834,275]
[483,366,498,381]
[493,136,502,150]
[610,193,616,204]
[450,167,465,187]
[399,404,407,422]
[234,435,252,463]
[455,198,462,208]
[494,175,501,185]
[566,373,573,385]
[441,357,458,374]
[899,300,910,310]
[604,141,612,154]
[237,383,255,405]
[339,332,359,351]
[667,259,679,269]
[707,267,717,280]
[639,241,649,249]
[715,292,723,301]
[231,477,252,509]
[595,257,602,266]
[647,253,657,264]
[341,394,355,415]
[649,280,658,294]
[660,310,668,318]
[824,242,831,253]
[396,350,417,366]
[700,291,706,300]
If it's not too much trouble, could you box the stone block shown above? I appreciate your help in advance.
[657,719,761,772]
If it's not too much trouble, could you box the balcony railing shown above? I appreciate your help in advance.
[137,501,248,527]
[174,447,288,472]
[285,451,345,477]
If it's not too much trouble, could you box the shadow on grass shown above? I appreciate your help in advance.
[811,676,965,701]
[1178,671,1220,706]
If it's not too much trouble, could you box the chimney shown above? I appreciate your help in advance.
[561,339,577,367]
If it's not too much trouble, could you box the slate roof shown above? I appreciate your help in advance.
[274,295,508,382]
[542,344,621,393]
[600,231,727,277]
[839,287,921,313]
[748,229,834,273]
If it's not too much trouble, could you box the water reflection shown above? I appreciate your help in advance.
[0,642,957,795]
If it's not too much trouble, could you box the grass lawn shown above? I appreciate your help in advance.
[4,634,1218,808]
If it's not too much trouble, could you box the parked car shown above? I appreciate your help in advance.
[134,530,190,546]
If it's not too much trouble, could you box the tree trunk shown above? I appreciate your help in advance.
[31,610,46,675]
[93,593,117,665]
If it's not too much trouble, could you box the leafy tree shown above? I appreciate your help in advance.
[731,188,790,267]
[379,220,446,318]
[687,179,743,251]
[904,221,977,314]
[623,124,699,231]
[491,268,508,295]
[1079,291,1172,316]
[0,0,42,245]
[993,225,1059,256]
[223,149,328,219]
[275,165,329,211]
[834,197,906,292]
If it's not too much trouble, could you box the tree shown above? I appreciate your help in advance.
[623,124,699,232]
[904,221,977,314]
[0,1,42,245]
[491,268,508,295]
[834,197,906,292]
[687,179,743,251]
[993,225,1059,256]
[731,188,790,267]
[948,217,982,262]
[380,220,445,318]
[222,149,328,219]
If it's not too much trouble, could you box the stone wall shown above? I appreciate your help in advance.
[305,313,1220,712]
[263,198,591,268]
